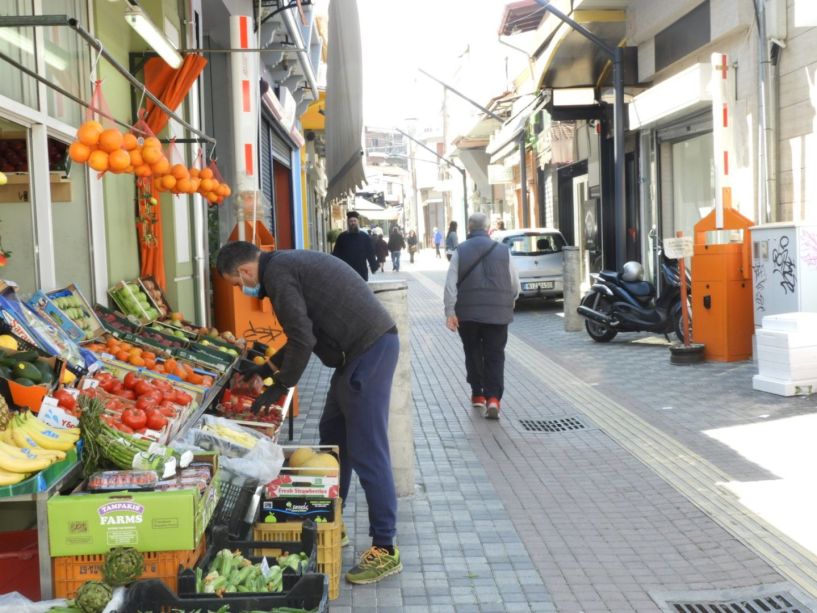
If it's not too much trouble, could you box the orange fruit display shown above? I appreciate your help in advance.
[68,141,91,163]
[152,158,170,176]
[108,149,130,172]
[122,133,139,151]
[171,164,189,180]
[98,129,124,153]
[129,148,144,167]
[77,121,103,147]
[88,150,109,172]
[161,175,177,190]
[199,168,214,180]
[143,136,161,150]
[141,146,162,165]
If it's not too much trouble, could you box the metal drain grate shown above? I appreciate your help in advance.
[667,592,810,612]
[518,417,587,433]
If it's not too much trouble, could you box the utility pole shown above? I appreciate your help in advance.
[396,128,468,225]
[534,0,627,269]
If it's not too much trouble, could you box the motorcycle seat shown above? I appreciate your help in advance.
[621,280,655,297]
[598,270,619,284]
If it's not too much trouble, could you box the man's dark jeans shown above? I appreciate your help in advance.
[457,321,508,399]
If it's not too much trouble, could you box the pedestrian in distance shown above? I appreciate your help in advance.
[215,241,403,584]
[374,230,389,272]
[444,213,520,420]
[388,226,405,272]
[331,210,378,280]
[433,227,443,258]
[445,220,459,262]
[406,230,418,264]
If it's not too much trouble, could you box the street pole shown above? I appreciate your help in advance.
[395,128,469,225]
[519,132,529,227]
[534,0,627,269]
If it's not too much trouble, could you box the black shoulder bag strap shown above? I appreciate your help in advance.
[457,241,499,288]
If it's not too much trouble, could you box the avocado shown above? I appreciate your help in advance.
[13,362,42,384]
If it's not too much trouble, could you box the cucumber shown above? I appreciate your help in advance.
[10,350,38,362]
[34,360,53,384]
[13,377,35,387]
[13,361,42,383]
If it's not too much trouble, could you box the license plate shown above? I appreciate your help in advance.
[522,281,554,290]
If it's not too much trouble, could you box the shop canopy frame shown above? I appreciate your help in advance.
[0,14,217,149]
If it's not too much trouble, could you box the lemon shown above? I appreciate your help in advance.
[61,369,77,385]
[0,335,18,351]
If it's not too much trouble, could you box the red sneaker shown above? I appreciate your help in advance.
[471,395,487,409]
[485,397,500,420]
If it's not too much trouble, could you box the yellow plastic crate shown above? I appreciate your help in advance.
[253,498,341,600]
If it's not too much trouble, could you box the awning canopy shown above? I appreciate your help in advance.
[325,0,366,203]
[352,196,401,220]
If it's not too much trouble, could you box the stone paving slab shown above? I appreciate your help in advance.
[287,253,810,611]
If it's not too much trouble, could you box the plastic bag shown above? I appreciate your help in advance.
[218,437,284,484]
[190,414,264,457]
[0,592,68,613]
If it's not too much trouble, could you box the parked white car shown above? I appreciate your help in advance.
[492,228,566,299]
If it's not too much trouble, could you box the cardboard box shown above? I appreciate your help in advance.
[44,285,105,341]
[260,497,335,523]
[27,291,85,343]
[264,445,339,499]
[47,455,219,556]
[108,280,161,324]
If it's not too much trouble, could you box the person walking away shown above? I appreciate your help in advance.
[388,226,405,272]
[444,213,519,420]
[374,230,389,272]
[332,210,379,280]
[406,230,418,264]
[445,221,459,262]
[433,227,443,258]
[216,242,402,584]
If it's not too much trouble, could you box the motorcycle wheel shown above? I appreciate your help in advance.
[672,300,692,342]
[582,294,618,343]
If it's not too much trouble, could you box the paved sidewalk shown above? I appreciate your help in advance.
[288,249,817,612]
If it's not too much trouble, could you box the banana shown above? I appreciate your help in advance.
[0,443,52,473]
[9,427,66,461]
[14,414,78,451]
[0,469,28,486]
[0,427,12,445]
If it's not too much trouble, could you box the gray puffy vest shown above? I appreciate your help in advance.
[455,232,515,324]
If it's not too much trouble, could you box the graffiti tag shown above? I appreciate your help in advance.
[803,230,817,270]
[243,320,285,344]
[772,236,797,294]
[752,263,767,313]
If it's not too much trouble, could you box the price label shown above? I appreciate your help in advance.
[664,237,694,259]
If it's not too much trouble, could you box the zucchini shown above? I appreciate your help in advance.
[0,365,10,379]
[13,377,35,387]
[13,361,42,383]
[10,350,38,362]
[33,360,53,384]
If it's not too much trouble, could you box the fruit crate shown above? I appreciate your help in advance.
[253,498,342,600]
[45,284,105,341]
[212,476,261,539]
[177,522,317,595]
[123,573,328,613]
[108,279,161,324]
[52,534,206,599]
[139,276,172,319]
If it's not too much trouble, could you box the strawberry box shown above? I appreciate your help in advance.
[259,497,335,524]
[264,445,340,499]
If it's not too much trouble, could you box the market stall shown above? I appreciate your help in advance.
[0,273,339,612]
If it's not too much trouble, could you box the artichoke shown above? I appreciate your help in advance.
[101,547,144,586]
[73,580,112,613]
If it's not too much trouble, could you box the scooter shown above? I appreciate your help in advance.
[576,248,691,343]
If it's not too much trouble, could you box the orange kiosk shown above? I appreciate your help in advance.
[212,221,298,415]
[691,208,755,361]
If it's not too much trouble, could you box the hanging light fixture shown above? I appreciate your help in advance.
[123,3,182,69]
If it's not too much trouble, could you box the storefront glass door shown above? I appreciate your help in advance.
[671,132,714,240]
[0,116,37,293]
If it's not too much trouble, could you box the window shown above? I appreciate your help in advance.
[504,233,565,256]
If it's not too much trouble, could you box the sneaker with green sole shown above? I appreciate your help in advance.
[345,546,402,584]
[341,529,350,547]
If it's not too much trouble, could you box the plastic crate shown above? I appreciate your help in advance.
[52,535,206,599]
[212,476,260,539]
[122,574,328,613]
[177,523,317,595]
[253,499,342,600]
[0,530,40,601]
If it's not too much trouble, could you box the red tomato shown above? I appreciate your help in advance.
[120,389,136,400]
[121,407,147,430]
[99,379,115,393]
[123,372,138,390]
[114,422,134,434]
[109,381,124,395]
[159,406,176,418]
[134,380,154,397]
[136,396,157,412]
[146,409,167,430]
[53,390,77,411]
[174,390,192,405]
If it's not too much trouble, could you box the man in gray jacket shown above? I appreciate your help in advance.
[216,241,402,584]
[444,213,519,419]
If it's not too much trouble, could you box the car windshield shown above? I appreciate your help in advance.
[503,233,564,256]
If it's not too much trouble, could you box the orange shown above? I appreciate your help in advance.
[108,149,130,172]
[142,351,156,360]
[130,356,145,367]
[125,165,134,173]
[171,164,189,180]
[206,192,219,204]
[88,150,109,172]
[98,129,124,153]
[199,178,215,193]
[164,358,177,372]
[106,337,118,347]
[199,167,214,180]
[151,158,170,176]
[77,121,102,147]
[129,148,144,167]
[129,347,142,357]
[160,175,176,190]
[189,178,201,192]
[153,364,165,373]
[122,133,139,151]
[222,185,231,197]
[141,146,161,165]
[115,350,130,362]
[120,343,132,352]
[144,358,156,370]
[189,167,200,178]
[176,178,194,193]
[135,164,152,177]
[201,376,214,387]
[187,372,204,385]
[143,136,161,150]
[173,366,188,380]
[68,141,91,163]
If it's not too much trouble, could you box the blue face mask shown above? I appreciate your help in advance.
[242,284,261,298]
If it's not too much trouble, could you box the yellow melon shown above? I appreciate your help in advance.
[300,452,339,477]
[288,447,316,468]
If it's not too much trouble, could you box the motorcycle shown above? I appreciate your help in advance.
[576,248,691,343]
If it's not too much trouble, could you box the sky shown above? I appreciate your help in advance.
[356,0,527,129]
